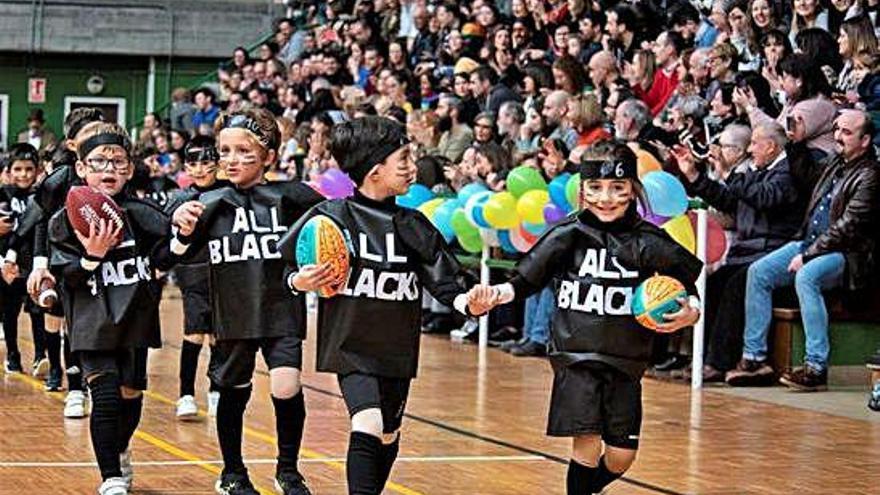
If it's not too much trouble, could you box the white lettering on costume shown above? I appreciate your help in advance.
[209,206,286,264]
[100,256,152,287]
[342,232,418,301]
[559,248,638,315]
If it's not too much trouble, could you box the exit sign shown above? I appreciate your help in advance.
[28,78,47,104]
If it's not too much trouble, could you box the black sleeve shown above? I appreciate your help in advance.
[48,210,100,288]
[4,199,46,254]
[395,209,470,308]
[512,222,576,299]
[687,171,739,214]
[618,227,704,296]
[33,218,49,258]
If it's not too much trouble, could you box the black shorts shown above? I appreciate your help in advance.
[176,265,211,334]
[547,361,642,449]
[210,334,302,387]
[79,348,149,390]
[338,373,411,434]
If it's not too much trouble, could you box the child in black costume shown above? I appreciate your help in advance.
[171,108,323,495]
[0,143,48,377]
[280,116,494,495]
[479,140,703,495]
[49,122,178,495]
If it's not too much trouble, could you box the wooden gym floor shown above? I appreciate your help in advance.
[1,289,879,494]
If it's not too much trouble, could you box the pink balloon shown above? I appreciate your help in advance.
[508,227,533,253]
[176,172,194,189]
[687,211,728,264]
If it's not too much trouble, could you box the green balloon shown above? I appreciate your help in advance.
[458,231,484,253]
[507,166,547,198]
[451,208,479,238]
[565,172,581,209]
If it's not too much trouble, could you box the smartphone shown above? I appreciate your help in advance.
[785,115,796,132]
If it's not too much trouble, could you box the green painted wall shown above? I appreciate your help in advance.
[0,53,221,149]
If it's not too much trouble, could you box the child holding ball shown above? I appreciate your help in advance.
[477,140,703,495]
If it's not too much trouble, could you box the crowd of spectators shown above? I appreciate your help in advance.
[129,0,880,395]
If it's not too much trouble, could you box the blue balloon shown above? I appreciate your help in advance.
[642,171,688,217]
[457,182,489,205]
[432,199,459,243]
[548,173,572,211]
[497,230,518,254]
[397,183,434,209]
[464,191,493,229]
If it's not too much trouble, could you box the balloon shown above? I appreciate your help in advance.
[464,191,493,228]
[319,168,355,199]
[549,173,572,210]
[642,171,688,217]
[457,182,489,204]
[480,228,500,248]
[565,173,581,209]
[506,166,547,197]
[432,200,459,243]
[635,149,662,178]
[523,221,548,236]
[516,190,550,225]
[519,223,539,244]
[451,208,479,240]
[638,202,671,226]
[482,191,519,229]
[544,203,567,224]
[688,211,728,264]
[397,183,434,209]
[458,231,484,253]
[417,197,445,220]
[497,230,518,254]
[508,226,534,252]
[661,215,696,254]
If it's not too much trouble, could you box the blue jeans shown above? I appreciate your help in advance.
[523,286,554,345]
[742,241,845,370]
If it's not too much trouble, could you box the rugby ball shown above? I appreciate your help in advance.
[295,214,351,298]
[65,186,125,244]
[632,275,688,333]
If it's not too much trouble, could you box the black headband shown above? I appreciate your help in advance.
[346,134,411,185]
[185,146,219,164]
[580,158,638,181]
[222,114,278,151]
[78,133,131,160]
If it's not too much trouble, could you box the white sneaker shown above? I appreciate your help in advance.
[176,395,199,420]
[97,476,129,495]
[64,390,87,418]
[32,357,50,378]
[119,448,133,488]
[207,391,220,417]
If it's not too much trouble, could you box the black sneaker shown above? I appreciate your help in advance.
[510,341,547,357]
[725,358,775,387]
[499,337,528,353]
[653,354,689,373]
[779,366,828,392]
[274,470,311,495]
[45,366,63,391]
[866,349,880,370]
[4,353,23,373]
[215,472,258,495]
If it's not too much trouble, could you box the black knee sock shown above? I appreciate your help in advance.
[377,437,400,489]
[178,340,202,397]
[64,336,83,392]
[117,395,143,453]
[30,313,46,359]
[3,306,20,358]
[272,392,305,475]
[567,460,598,495]
[207,350,220,392]
[346,431,384,495]
[88,374,122,480]
[217,385,252,476]
[592,456,623,493]
[45,331,61,371]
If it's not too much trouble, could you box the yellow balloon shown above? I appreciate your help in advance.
[662,215,696,254]
[516,190,550,225]
[483,191,519,229]
[636,149,662,178]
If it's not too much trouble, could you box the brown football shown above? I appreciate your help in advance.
[65,186,125,243]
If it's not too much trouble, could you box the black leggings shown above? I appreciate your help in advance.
[2,278,46,359]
